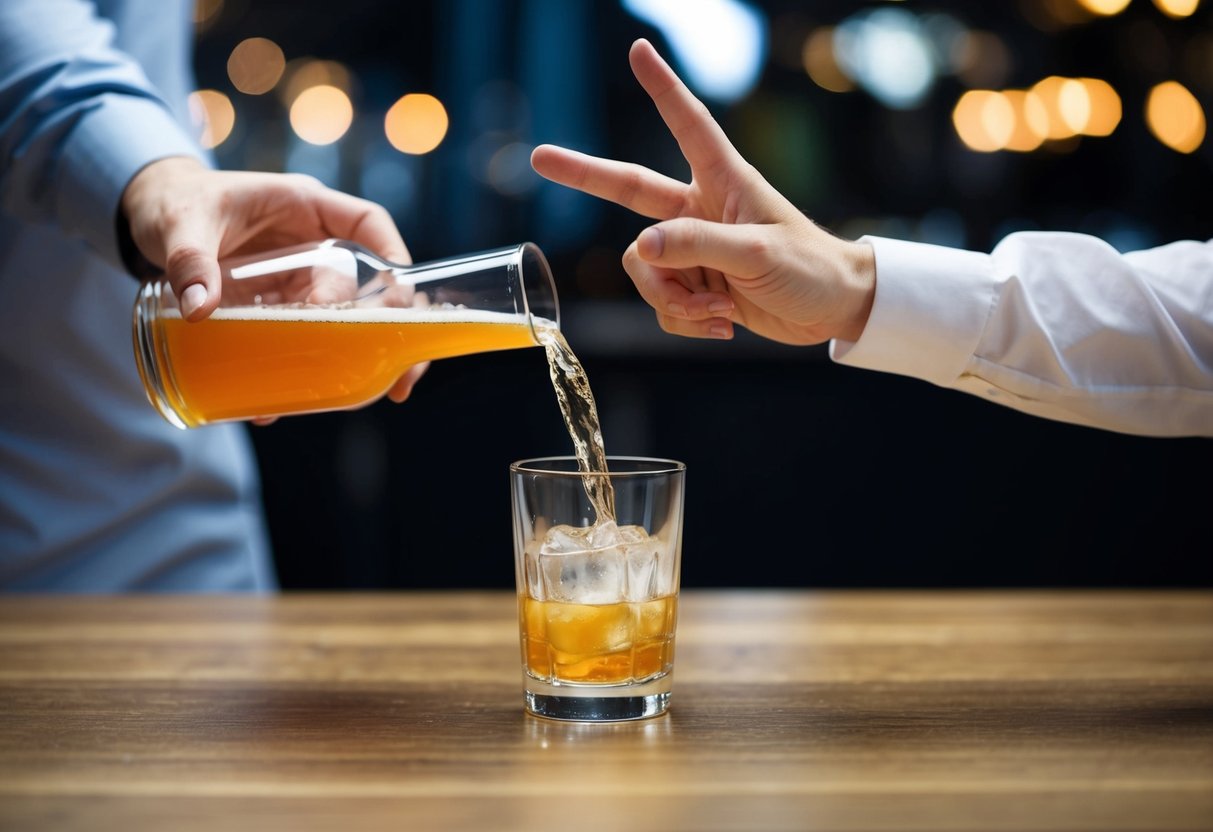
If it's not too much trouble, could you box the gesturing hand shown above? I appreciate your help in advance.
[121,156,427,405]
[531,39,875,345]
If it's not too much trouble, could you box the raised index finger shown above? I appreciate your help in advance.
[629,38,741,177]
[531,144,686,220]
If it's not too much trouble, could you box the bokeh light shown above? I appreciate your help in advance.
[623,0,767,104]
[1032,75,1079,140]
[1002,90,1049,152]
[1057,78,1092,134]
[279,59,353,107]
[289,85,353,146]
[1078,78,1121,136]
[227,37,286,96]
[193,0,223,29]
[1146,81,1206,153]
[187,89,235,149]
[953,90,1014,152]
[835,7,937,109]
[384,94,449,155]
[1152,0,1201,17]
[953,76,1123,153]
[1075,0,1133,15]
[1021,0,1095,31]
[802,27,854,93]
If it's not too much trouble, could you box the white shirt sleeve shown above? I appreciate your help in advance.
[829,232,1213,437]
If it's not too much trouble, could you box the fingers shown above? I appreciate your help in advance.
[629,39,742,177]
[530,145,686,220]
[313,188,411,265]
[622,241,735,326]
[636,217,776,280]
[388,362,430,403]
[162,227,221,321]
[304,266,360,305]
[655,311,734,341]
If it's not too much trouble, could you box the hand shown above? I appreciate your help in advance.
[531,39,876,345]
[120,157,427,405]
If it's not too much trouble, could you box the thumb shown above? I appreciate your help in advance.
[636,218,776,280]
[162,229,221,321]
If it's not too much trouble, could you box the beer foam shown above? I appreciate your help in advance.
[162,304,543,326]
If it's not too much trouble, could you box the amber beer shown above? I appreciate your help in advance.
[151,307,540,426]
[133,240,558,428]
[521,595,677,684]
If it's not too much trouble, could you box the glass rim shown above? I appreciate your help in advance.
[510,455,685,477]
[516,241,561,335]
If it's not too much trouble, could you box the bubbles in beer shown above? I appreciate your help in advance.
[167,303,531,325]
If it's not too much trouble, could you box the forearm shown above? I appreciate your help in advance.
[831,232,1213,437]
[0,0,203,270]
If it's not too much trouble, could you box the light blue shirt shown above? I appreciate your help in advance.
[0,0,274,590]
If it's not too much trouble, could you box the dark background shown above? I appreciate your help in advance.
[193,0,1213,589]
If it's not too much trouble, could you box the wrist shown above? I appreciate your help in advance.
[117,156,205,280]
[120,155,205,217]
[835,238,875,342]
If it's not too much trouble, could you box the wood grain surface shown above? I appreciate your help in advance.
[0,591,1210,831]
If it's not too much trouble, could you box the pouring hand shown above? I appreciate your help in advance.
[121,156,428,412]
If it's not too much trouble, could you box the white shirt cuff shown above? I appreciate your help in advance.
[829,236,999,387]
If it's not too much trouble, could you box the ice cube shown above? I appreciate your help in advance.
[617,525,649,544]
[587,520,622,550]
[540,546,624,604]
[624,539,659,602]
[539,525,591,555]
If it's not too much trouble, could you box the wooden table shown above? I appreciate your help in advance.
[1,591,1211,831]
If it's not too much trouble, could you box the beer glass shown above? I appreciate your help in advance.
[511,457,685,721]
[133,240,558,428]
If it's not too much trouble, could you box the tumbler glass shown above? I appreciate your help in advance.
[511,456,685,721]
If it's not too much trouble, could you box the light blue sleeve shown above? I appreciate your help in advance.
[0,0,205,270]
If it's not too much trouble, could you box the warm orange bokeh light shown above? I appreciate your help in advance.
[1075,0,1132,14]
[1152,0,1201,17]
[954,90,1014,152]
[1078,78,1121,136]
[280,59,353,106]
[1002,90,1049,152]
[227,37,286,96]
[1032,76,1079,141]
[1146,81,1206,154]
[188,89,235,149]
[802,28,853,93]
[385,94,449,155]
[289,85,354,146]
[1057,78,1092,134]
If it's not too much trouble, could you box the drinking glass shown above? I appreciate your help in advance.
[133,240,558,428]
[511,456,685,721]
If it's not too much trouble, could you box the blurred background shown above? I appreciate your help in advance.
[190,0,1211,589]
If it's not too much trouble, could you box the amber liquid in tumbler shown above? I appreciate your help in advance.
[157,312,537,425]
[521,595,677,685]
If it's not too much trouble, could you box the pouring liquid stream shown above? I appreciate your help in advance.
[535,321,616,524]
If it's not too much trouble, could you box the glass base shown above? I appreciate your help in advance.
[523,672,672,722]
[526,690,670,721]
